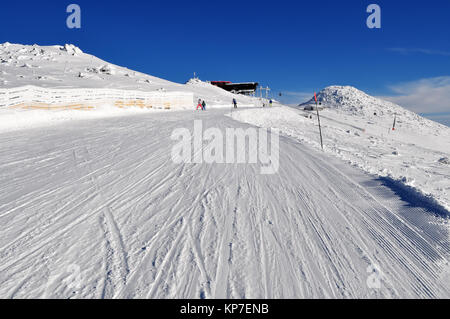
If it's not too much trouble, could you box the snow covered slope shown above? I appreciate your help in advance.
[0,43,176,90]
[0,109,448,299]
[232,86,450,211]
[0,42,261,108]
[0,42,266,132]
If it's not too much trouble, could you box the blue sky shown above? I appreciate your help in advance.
[1,0,449,125]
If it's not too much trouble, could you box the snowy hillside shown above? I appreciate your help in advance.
[0,42,262,108]
[0,43,266,132]
[232,86,450,211]
[0,43,177,90]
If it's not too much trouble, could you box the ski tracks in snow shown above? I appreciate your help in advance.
[0,109,448,298]
[73,146,130,298]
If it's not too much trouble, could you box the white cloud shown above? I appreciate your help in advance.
[425,112,450,124]
[388,48,450,57]
[379,76,450,114]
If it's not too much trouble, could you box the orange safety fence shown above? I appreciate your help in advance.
[8,100,172,111]
[114,100,171,109]
[0,86,193,110]
[114,100,153,109]
[9,103,95,110]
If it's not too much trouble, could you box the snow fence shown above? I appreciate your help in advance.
[0,86,194,110]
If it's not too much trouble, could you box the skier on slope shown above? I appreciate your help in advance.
[196,99,203,111]
[233,98,237,109]
[269,99,273,107]
[202,100,206,111]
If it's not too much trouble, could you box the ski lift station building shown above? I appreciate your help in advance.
[209,81,259,96]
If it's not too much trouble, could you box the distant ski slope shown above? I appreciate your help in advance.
[0,108,448,299]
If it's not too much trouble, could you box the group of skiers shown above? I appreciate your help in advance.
[196,99,207,111]
[263,99,273,107]
[196,98,239,110]
[196,98,272,110]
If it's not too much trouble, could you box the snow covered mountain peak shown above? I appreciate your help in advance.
[300,85,420,119]
[299,84,450,134]
[316,85,372,103]
[302,85,398,114]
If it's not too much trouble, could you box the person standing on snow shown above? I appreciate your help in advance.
[197,99,203,110]
[233,98,237,109]
[269,99,273,107]
[202,100,206,111]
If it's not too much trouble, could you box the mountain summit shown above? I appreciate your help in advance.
[300,85,438,128]
[300,86,406,116]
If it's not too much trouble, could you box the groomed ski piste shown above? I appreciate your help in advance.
[0,43,449,299]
